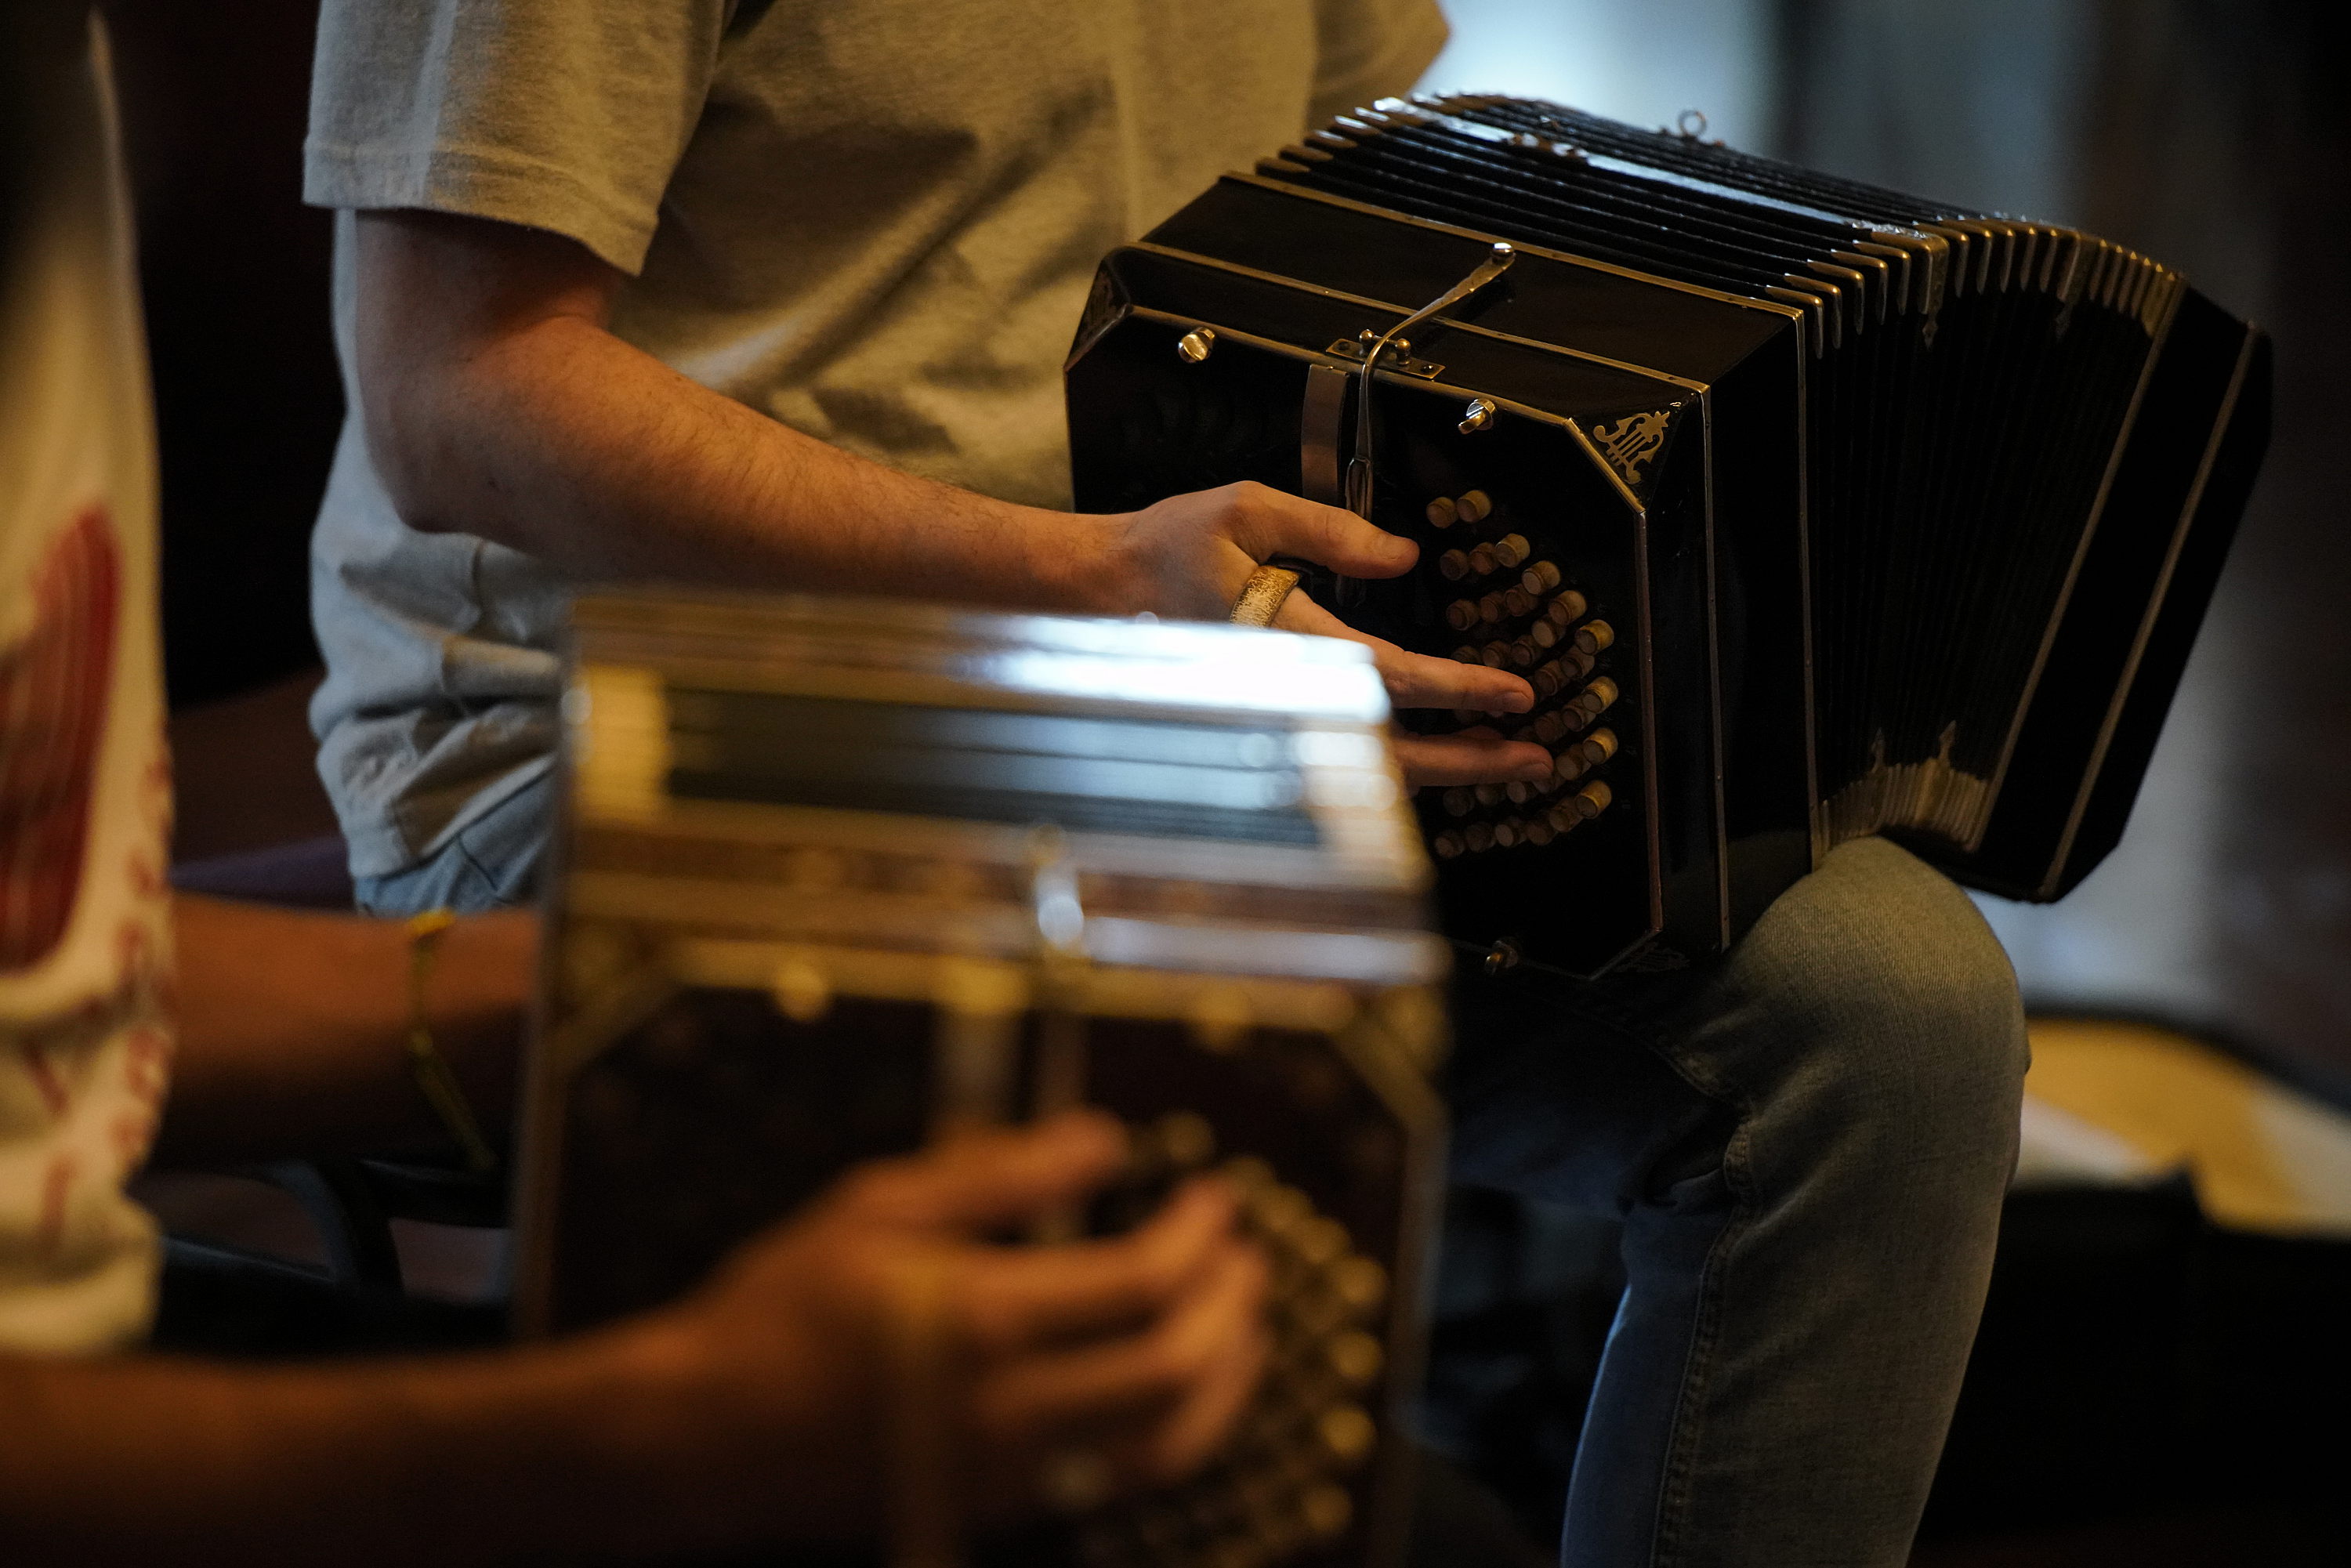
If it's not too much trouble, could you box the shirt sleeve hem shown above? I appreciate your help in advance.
[302,138,658,276]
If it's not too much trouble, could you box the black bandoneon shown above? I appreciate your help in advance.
[1067,95,2271,978]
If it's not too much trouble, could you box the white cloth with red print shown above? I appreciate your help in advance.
[0,16,173,1353]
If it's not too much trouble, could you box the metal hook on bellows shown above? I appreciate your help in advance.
[1342,241,1518,519]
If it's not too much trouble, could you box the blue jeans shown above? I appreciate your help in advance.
[352,773,554,916]
[363,782,2024,1567]
[1449,835,2028,1567]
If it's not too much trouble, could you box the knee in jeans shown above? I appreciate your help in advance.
[1743,836,2029,1159]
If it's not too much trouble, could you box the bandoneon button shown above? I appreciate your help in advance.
[1317,1406,1378,1466]
[1249,1180,1310,1229]
[1221,1155,1276,1193]
[1328,1255,1387,1313]
[1156,1111,1216,1169]
[1295,1217,1350,1269]
[1302,1483,1355,1540]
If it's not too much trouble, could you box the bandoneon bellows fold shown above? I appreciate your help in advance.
[516,592,1447,1568]
[1067,94,2273,979]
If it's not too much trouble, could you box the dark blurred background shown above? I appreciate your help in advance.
[110,0,2350,1562]
[104,0,341,866]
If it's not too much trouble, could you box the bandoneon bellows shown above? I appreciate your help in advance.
[1067,95,2272,978]
[516,591,1447,1568]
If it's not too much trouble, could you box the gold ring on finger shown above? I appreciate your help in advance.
[1229,564,1301,628]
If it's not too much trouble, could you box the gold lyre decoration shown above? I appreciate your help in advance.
[1229,564,1302,628]
[1588,410,1672,490]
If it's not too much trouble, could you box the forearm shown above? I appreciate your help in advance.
[375,304,1136,615]
[155,896,534,1167]
[350,213,1549,785]
[0,1329,715,1566]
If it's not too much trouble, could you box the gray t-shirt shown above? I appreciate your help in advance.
[302,0,1447,878]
